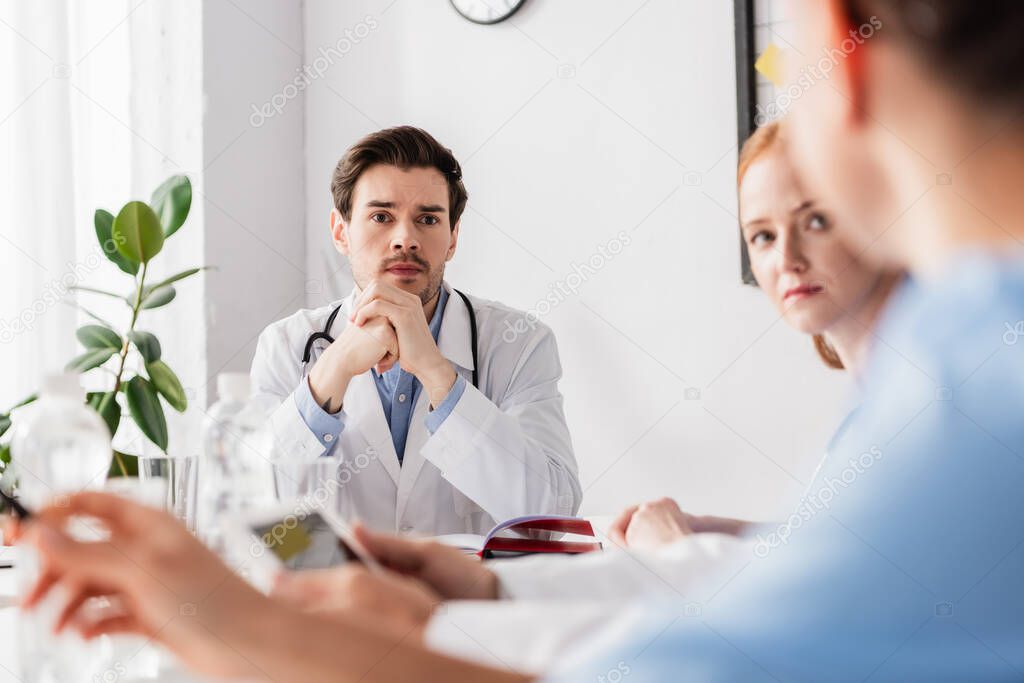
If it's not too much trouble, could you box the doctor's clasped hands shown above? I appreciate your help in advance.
[305,278,462,417]
[307,279,463,415]
[350,280,460,407]
[307,314,397,413]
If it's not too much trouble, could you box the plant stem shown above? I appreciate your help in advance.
[111,261,148,477]
[113,261,147,394]
[113,451,128,477]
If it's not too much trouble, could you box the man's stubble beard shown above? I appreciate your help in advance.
[350,261,446,307]
[418,262,445,306]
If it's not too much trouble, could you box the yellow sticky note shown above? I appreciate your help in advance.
[755,44,783,87]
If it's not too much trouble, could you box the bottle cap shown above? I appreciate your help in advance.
[217,373,251,402]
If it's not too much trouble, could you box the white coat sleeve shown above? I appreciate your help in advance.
[424,537,755,674]
[419,324,581,524]
[424,600,631,676]
[250,320,327,461]
[490,534,755,600]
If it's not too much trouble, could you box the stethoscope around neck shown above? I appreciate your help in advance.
[300,288,479,389]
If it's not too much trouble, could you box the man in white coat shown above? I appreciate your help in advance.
[250,126,580,536]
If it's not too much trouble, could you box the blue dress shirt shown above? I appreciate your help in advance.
[548,253,1024,682]
[294,287,466,462]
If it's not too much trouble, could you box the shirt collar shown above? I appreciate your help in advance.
[427,286,449,343]
[435,282,475,372]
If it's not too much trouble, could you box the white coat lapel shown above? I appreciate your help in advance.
[341,371,401,486]
[326,290,401,485]
[437,282,475,377]
[395,285,475,522]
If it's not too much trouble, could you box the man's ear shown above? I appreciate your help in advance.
[330,208,351,256]
[446,219,460,262]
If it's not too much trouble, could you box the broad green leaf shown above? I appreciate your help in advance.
[109,450,138,478]
[66,348,116,373]
[112,201,164,264]
[141,286,176,309]
[0,443,10,466]
[94,208,139,275]
[86,391,121,438]
[129,330,162,363]
[0,415,10,439]
[150,175,192,238]
[126,376,167,452]
[76,324,122,350]
[146,359,187,412]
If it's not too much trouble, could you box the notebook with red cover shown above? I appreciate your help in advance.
[435,515,603,558]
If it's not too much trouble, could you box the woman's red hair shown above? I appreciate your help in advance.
[738,120,844,370]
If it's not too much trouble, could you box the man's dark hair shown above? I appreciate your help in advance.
[843,0,1024,109]
[330,126,468,229]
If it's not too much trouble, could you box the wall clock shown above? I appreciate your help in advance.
[449,0,527,25]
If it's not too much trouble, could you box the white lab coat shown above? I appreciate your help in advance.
[424,534,754,675]
[249,281,581,536]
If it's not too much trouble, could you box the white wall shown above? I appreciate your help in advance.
[118,0,309,456]
[301,0,850,520]
[201,0,307,396]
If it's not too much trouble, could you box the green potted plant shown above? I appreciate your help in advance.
[0,175,206,484]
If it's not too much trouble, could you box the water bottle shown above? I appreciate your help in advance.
[10,372,112,508]
[10,373,113,683]
[199,373,275,547]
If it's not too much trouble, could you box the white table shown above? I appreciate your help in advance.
[0,566,22,683]
[0,517,618,681]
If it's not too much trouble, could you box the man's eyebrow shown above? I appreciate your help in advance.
[363,200,446,213]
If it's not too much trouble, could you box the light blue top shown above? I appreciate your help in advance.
[548,253,1024,682]
[294,287,467,462]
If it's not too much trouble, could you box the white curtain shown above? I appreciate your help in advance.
[0,0,139,408]
[1,1,206,461]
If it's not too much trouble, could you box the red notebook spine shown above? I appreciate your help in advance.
[503,518,596,536]
[480,536,603,556]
